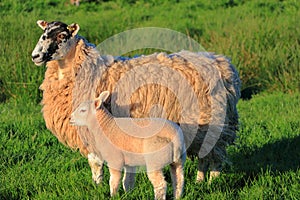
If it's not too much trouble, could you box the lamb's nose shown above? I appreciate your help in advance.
[32,54,40,60]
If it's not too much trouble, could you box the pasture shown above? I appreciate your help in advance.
[0,0,299,199]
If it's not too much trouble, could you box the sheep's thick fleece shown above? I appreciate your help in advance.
[40,38,240,167]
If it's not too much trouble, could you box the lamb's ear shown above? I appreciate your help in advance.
[95,91,110,109]
[37,20,48,30]
[99,91,110,102]
[67,23,80,37]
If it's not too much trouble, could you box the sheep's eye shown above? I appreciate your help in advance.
[57,34,65,40]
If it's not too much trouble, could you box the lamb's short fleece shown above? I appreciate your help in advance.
[70,91,186,200]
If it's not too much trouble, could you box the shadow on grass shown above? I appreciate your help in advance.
[183,136,300,198]
[0,191,23,200]
[231,135,300,174]
[0,79,7,103]
[240,85,260,100]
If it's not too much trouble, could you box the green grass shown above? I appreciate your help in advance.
[231,93,300,172]
[0,0,299,102]
[1,93,299,199]
[1,0,300,199]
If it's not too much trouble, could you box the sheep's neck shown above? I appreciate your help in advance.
[59,42,78,79]
[47,38,79,80]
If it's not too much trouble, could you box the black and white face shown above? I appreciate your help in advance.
[31,20,79,66]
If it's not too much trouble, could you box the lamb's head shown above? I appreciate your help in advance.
[31,20,79,66]
[70,91,110,126]
[70,100,93,126]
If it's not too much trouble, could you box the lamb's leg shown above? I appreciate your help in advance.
[196,158,209,182]
[109,167,122,196]
[122,166,136,192]
[88,153,103,184]
[147,170,167,200]
[170,161,184,199]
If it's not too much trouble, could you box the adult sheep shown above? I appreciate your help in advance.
[31,20,241,185]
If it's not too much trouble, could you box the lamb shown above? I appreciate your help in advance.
[31,20,241,185]
[70,91,186,199]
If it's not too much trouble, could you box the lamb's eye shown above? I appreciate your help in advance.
[80,109,86,113]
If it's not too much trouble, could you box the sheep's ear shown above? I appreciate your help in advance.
[95,91,110,109]
[37,20,48,30]
[67,23,80,37]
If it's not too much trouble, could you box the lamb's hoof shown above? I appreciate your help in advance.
[93,175,103,185]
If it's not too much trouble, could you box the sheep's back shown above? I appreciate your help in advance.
[98,52,211,124]
[96,51,240,158]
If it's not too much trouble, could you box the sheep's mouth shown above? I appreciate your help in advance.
[32,52,52,66]
[32,60,45,66]
[32,57,47,66]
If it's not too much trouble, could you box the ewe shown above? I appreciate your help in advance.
[70,91,186,199]
[31,20,241,185]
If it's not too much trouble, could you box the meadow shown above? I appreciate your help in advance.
[0,0,299,199]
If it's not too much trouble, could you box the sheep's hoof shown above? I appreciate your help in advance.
[208,171,220,184]
[195,171,205,183]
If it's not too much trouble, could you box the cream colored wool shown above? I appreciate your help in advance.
[70,91,186,199]
[40,36,240,182]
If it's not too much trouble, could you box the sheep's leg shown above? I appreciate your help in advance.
[196,158,209,182]
[109,168,122,196]
[122,166,136,192]
[88,153,104,184]
[170,161,184,199]
[208,161,222,183]
[147,170,167,200]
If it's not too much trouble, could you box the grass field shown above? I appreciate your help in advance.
[0,0,300,199]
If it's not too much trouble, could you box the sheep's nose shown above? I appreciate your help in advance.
[32,54,40,60]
